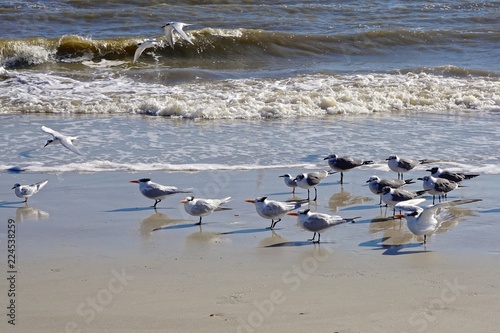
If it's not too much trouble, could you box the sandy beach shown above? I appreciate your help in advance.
[1,166,499,333]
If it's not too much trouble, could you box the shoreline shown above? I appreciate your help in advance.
[1,167,499,332]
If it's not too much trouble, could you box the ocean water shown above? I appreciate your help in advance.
[0,0,499,173]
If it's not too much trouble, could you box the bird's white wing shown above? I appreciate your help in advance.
[163,25,175,48]
[59,136,83,155]
[395,198,426,211]
[41,126,62,138]
[133,43,148,63]
[172,22,194,45]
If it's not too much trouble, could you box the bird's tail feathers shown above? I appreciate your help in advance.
[36,180,49,190]
[464,174,479,180]
[327,170,338,175]
[404,179,416,185]
[362,161,374,165]
[416,190,427,196]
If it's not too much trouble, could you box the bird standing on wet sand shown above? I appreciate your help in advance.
[279,174,298,194]
[324,154,373,184]
[130,178,193,208]
[381,186,427,216]
[181,196,231,225]
[288,209,359,243]
[41,125,83,155]
[418,175,459,204]
[395,198,482,244]
[427,167,479,183]
[366,175,415,205]
[12,179,48,203]
[386,155,427,180]
[245,196,302,229]
[294,170,333,201]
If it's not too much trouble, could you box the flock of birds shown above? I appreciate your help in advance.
[12,124,482,245]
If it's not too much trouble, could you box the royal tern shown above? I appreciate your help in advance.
[395,198,482,244]
[418,175,459,204]
[381,186,427,216]
[12,179,48,203]
[294,170,332,202]
[366,175,415,205]
[161,22,194,48]
[245,196,302,229]
[426,167,479,183]
[133,40,161,64]
[41,125,83,155]
[288,209,359,243]
[386,155,427,180]
[279,174,298,194]
[130,178,193,208]
[324,154,373,184]
[180,196,231,225]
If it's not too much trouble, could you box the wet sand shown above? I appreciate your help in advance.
[1,167,499,332]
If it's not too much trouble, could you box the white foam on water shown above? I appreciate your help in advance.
[1,70,498,117]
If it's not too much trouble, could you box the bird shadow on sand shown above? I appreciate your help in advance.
[359,237,429,255]
[220,228,273,235]
[263,240,332,247]
[105,206,176,213]
[151,222,217,232]
[0,201,26,208]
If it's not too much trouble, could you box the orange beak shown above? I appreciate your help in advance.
[129,180,139,183]
[394,214,405,219]
[245,199,255,203]
[180,199,188,203]
[287,212,298,216]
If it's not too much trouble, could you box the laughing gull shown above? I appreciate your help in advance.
[130,178,193,208]
[418,175,459,204]
[180,196,231,225]
[395,198,482,244]
[294,170,333,201]
[426,167,479,183]
[386,155,428,180]
[287,209,359,243]
[381,186,427,216]
[324,154,373,184]
[245,197,302,229]
[366,175,415,205]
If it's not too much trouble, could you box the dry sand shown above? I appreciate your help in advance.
[1,167,499,332]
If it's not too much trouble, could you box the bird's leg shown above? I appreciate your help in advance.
[195,216,202,225]
[378,195,382,205]
[340,172,344,184]
[307,189,310,201]
[313,187,318,202]
[314,233,321,244]
[153,199,161,208]
[24,198,28,203]
[432,196,435,205]
[292,187,295,194]
[308,232,317,242]
[423,234,427,244]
